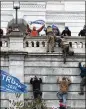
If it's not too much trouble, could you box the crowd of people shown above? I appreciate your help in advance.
[0,24,86,37]
[25,24,84,55]
[30,62,86,109]
[25,24,86,37]
[0,24,85,109]
[0,25,85,53]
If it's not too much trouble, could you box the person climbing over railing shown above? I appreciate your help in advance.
[57,77,71,109]
[78,62,86,95]
[61,27,71,36]
[78,25,86,36]
[26,24,45,37]
[45,25,56,53]
[56,36,74,63]
[30,76,42,99]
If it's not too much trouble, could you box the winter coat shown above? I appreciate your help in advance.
[30,78,42,91]
[61,30,71,36]
[78,29,86,36]
[79,62,86,78]
[53,28,61,36]
[60,38,69,47]
[57,79,71,93]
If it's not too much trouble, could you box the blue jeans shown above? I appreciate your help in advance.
[57,91,67,105]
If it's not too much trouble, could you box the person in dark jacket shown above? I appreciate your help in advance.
[78,62,86,95]
[61,27,71,36]
[0,28,3,36]
[30,76,42,99]
[78,25,86,36]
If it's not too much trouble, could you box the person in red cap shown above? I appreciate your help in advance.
[26,24,45,37]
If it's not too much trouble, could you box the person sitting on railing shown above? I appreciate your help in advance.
[60,37,70,54]
[61,27,71,36]
[78,62,86,95]
[45,26,56,52]
[57,77,71,109]
[30,76,42,99]
[26,24,45,37]
[7,26,13,34]
[0,28,3,36]
[78,25,86,36]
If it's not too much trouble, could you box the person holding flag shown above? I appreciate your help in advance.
[26,20,45,37]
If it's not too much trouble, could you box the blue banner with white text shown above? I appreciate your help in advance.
[0,70,28,93]
[30,20,45,25]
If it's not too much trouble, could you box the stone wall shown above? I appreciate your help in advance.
[24,54,85,108]
[0,33,85,109]
[1,54,85,109]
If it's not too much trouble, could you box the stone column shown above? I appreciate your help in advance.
[9,30,24,51]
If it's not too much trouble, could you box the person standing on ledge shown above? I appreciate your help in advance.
[26,24,45,37]
[0,28,3,47]
[30,76,42,99]
[61,27,71,36]
[78,62,86,95]
[45,26,56,53]
[57,77,71,109]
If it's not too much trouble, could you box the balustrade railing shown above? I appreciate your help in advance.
[1,35,85,53]
[24,36,85,48]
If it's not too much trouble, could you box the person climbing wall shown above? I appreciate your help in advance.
[30,76,42,99]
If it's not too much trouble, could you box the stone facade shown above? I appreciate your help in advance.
[1,30,85,109]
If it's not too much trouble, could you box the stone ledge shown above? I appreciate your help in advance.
[24,36,85,40]
[1,51,28,55]
[1,51,85,57]
[1,35,85,39]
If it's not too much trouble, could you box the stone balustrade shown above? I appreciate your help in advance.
[1,35,85,54]
[24,36,85,48]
